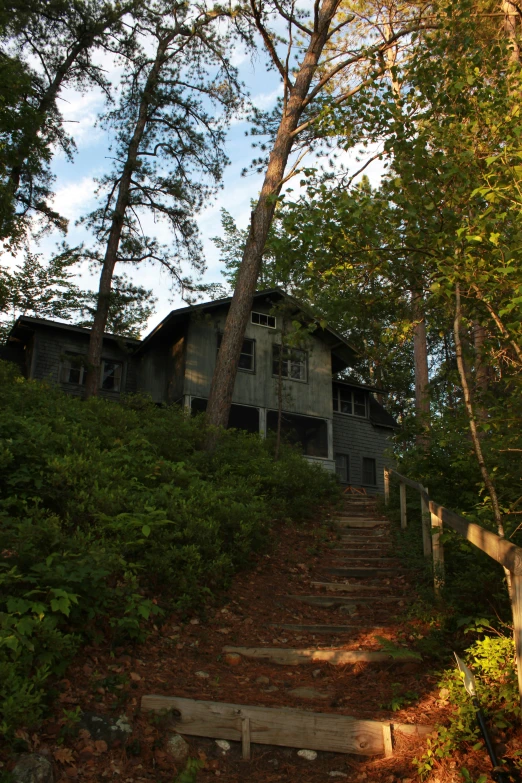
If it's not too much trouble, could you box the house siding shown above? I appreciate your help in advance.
[332,411,393,493]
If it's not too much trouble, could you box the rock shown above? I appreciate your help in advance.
[329,773,348,778]
[195,671,210,679]
[263,685,279,693]
[268,759,279,768]
[297,749,317,761]
[78,712,132,748]
[12,754,54,783]
[215,740,230,752]
[339,605,357,615]
[312,669,323,679]
[290,687,331,700]
[167,734,189,764]
[255,676,270,685]
[190,618,200,625]
[224,653,242,666]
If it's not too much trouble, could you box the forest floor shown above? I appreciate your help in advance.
[2,502,503,783]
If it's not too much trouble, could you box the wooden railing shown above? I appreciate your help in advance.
[384,467,522,707]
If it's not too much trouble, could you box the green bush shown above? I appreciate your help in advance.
[0,361,338,734]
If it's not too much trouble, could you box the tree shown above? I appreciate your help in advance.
[81,0,244,398]
[205,0,429,430]
[74,275,156,338]
[0,0,137,246]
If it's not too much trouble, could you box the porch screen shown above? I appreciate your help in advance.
[267,410,328,458]
[190,397,259,434]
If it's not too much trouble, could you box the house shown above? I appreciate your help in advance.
[2,289,397,493]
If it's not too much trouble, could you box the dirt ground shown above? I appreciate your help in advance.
[2,508,518,782]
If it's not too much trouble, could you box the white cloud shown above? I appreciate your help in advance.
[52,177,98,223]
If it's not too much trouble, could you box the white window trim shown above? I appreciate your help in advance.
[251,311,276,329]
[217,333,256,373]
[332,387,367,418]
[60,353,124,392]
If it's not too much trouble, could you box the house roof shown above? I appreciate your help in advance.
[138,288,358,372]
[6,315,140,344]
[368,396,399,429]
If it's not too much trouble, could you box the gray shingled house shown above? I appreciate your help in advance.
[3,289,397,492]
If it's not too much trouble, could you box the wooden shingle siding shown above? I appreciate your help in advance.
[332,411,392,493]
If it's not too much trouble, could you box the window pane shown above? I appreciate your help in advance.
[267,410,327,457]
[252,311,276,328]
[238,338,254,370]
[332,390,339,412]
[61,355,86,385]
[251,312,260,324]
[354,390,366,417]
[101,360,122,391]
[362,457,377,486]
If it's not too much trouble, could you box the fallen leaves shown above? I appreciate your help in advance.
[54,747,75,764]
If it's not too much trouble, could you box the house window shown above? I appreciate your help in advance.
[101,360,122,392]
[362,457,377,486]
[60,354,87,385]
[272,345,307,382]
[332,386,367,417]
[60,354,122,392]
[252,311,276,328]
[217,333,255,372]
[267,410,328,457]
[335,454,350,483]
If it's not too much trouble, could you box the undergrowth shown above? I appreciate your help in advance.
[0,361,338,736]
[382,486,520,778]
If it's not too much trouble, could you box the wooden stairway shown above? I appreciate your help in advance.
[142,494,432,761]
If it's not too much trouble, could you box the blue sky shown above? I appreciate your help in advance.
[23,34,384,334]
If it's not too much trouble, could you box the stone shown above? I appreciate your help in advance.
[195,671,210,679]
[78,712,132,748]
[12,754,54,783]
[215,740,230,752]
[263,685,279,693]
[167,735,189,764]
[190,618,200,625]
[312,669,323,679]
[297,749,317,761]
[256,675,270,685]
[329,773,348,778]
[290,687,330,700]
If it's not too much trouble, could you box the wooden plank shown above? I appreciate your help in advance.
[272,623,383,634]
[430,501,522,575]
[141,694,386,756]
[323,568,400,578]
[382,723,393,758]
[335,521,390,529]
[388,469,425,493]
[511,573,522,711]
[222,646,419,664]
[241,716,251,760]
[310,582,391,592]
[421,487,431,558]
[286,595,379,607]
[332,557,395,562]
[400,483,407,529]
[431,511,444,595]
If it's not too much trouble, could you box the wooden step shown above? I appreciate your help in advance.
[141,694,432,759]
[272,623,383,634]
[332,557,396,563]
[286,594,402,606]
[324,568,400,578]
[310,581,392,592]
[335,521,390,529]
[222,645,420,665]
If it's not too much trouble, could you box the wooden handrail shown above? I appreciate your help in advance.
[384,466,522,712]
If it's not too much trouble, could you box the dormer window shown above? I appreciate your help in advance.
[332,386,367,417]
[252,311,276,328]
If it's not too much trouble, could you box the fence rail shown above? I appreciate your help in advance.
[383,467,522,710]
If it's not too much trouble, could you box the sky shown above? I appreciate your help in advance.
[16,22,386,335]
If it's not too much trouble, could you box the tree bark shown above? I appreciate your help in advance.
[205,0,341,430]
[412,289,430,447]
[84,36,170,398]
[472,319,489,422]
[502,0,520,63]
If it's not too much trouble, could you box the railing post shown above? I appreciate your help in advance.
[421,487,431,558]
[431,508,445,595]
[400,482,407,529]
[511,573,522,713]
[384,468,390,506]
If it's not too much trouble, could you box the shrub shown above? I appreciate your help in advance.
[0,361,338,734]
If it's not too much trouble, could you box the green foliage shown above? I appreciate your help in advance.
[173,758,205,783]
[415,636,520,777]
[0,361,337,735]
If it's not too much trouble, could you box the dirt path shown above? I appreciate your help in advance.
[26,496,449,782]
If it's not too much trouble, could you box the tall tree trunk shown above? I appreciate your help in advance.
[502,0,520,63]
[205,0,341,430]
[412,290,430,447]
[84,37,169,398]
